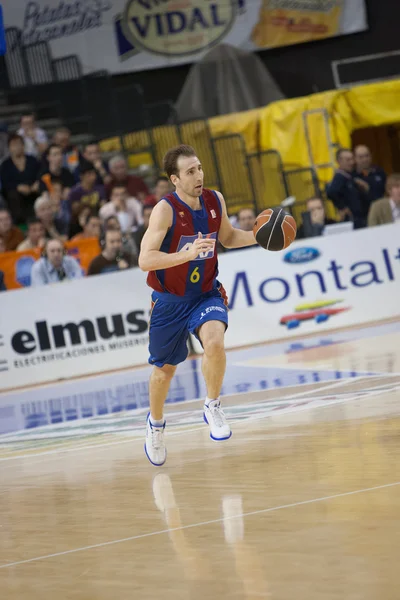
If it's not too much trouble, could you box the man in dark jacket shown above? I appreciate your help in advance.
[326,148,369,229]
[354,144,386,208]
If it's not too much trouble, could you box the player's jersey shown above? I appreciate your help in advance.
[147,189,222,299]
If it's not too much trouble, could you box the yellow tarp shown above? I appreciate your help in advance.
[100,78,400,193]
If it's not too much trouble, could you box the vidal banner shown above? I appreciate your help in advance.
[1,0,368,75]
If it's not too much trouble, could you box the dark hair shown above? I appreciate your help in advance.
[84,212,100,226]
[110,184,127,194]
[163,145,196,178]
[336,148,352,162]
[21,112,35,121]
[27,217,43,228]
[46,143,62,157]
[237,207,255,219]
[80,160,96,176]
[8,133,24,147]
[84,141,99,150]
[104,215,121,230]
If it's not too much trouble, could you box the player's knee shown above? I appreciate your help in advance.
[203,335,225,357]
[153,364,176,383]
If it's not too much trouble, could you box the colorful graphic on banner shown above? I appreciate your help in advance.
[1,0,368,75]
[0,238,101,290]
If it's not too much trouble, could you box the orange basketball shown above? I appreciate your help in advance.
[253,207,297,251]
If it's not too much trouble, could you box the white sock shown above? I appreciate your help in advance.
[150,416,164,427]
[205,397,219,407]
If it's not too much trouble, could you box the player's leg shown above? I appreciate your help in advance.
[198,320,226,400]
[188,295,231,441]
[145,297,191,466]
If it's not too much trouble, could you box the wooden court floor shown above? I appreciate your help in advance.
[1,322,400,599]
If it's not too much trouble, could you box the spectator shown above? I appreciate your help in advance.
[0,134,40,223]
[17,217,46,251]
[0,269,6,292]
[99,184,143,232]
[237,208,256,231]
[70,213,101,241]
[144,175,171,206]
[67,162,106,216]
[35,195,68,241]
[75,142,111,186]
[88,227,137,276]
[52,127,79,172]
[17,112,48,158]
[368,173,400,227]
[297,197,337,238]
[326,148,369,229]
[133,204,153,252]
[0,208,25,251]
[106,155,149,202]
[354,145,386,207]
[0,237,5,253]
[68,204,92,240]
[102,215,138,258]
[31,238,82,286]
[39,144,75,199]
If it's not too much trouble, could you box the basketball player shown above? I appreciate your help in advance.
[139,145,257,465]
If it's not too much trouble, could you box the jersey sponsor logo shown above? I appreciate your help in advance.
[177,232,217,261]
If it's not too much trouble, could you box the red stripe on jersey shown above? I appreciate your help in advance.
[217,283,229,307]
[202,190,221,293]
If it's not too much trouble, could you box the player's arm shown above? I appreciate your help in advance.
[138,200,215,272]
[216,192,258,249]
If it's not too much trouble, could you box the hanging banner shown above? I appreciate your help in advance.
[0,238,101,290]
[1,0,368,75]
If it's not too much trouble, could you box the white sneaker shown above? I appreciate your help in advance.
[145,413,167,466]
[203,400,232,441]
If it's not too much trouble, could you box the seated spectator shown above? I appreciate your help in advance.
[67,162,106,216]
[88,227,137,276]
[68,204,92,240]
[31,238,82,286]
[0,237,5,253]
[99,184,143,231]
[0,269,6,292]
[106,155,149,202]
[17,112,48,158]
[52,127,79,172]
[74,142,111,186]
[70,213,101,241]
[103,215,138,258]
[133,204,153,252]
[237,208,256,231]
[0,208,25,250]
[368,173,400,227]
[144,176,172,206]
[39,144,75,199]
[17,217,46,251]
[354,145,386,207]
[297,197,337,238]
[326,148,369,229]
[0,134,40,223]
[35,195,68,241]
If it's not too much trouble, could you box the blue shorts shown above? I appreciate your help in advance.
[148,289,228,368]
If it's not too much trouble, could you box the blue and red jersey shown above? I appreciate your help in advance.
[147,189,224,299]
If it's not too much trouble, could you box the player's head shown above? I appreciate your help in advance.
[163,145,203,198]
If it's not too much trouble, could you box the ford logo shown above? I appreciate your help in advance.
[284,247,320,264]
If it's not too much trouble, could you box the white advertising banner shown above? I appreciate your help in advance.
[0,222,399,392]
[222,222,400,349]
[2,0,368,75]
[0,269,151,391]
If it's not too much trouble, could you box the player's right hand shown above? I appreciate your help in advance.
[188,232,215,260]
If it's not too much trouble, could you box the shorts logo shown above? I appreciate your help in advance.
[177,232,217,261]
[200,306,226,319]
[211,209,216,218]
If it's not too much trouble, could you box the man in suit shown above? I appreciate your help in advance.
[368,173,400,227]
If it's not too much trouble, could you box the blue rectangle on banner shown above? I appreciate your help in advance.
[0,5,6,56]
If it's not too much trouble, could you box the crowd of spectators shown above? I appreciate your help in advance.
[0,113,171,290]
[0,114,399,292]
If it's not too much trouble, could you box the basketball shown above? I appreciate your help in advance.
[253,207,297,251]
